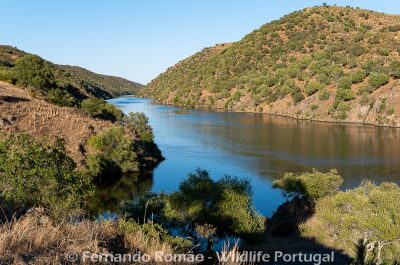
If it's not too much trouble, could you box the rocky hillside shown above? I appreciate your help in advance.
[141,6,400,127]
[0,45,141,102]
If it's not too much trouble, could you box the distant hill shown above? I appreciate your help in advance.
[0,45,141,102]
[141,6,400,127]
[58,65,142,98]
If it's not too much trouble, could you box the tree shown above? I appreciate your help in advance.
[12,54,54,91]
[0,133,92,218]
[273,169,343,201]
[122,112,154,143]
[301,182,400,265]
[86,126,139,177]
[81,97,123,122]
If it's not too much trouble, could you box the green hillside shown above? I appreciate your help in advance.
[141,6,400,126]
[0,45,141,105]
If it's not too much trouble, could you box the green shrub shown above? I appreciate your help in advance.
[362,60,385,74]
[336,102,351,119]
[0,68,12,82]
[81,98,123,121]
[357,85,373,95]
[389,61,400,78]
[122,112,154,143]
[301,182,400,265]
[305,81,323,96]
[86,126,139,176]
[377,47,390,56]
[351,69,367,84]
[336,88,355,102]
[0,133,92,218]
[12,54,54,92]
[292,91,305,104]
[47,88,77,107]
[368,73,389,89]
[273,169,343,201]
[337,76,353,90]
[318,89,330,100]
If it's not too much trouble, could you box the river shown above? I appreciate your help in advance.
[95,96,400,217]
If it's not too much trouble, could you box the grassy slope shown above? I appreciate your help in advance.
[0,81,112,165]
[141,6,400,127]
[0,45,141,99]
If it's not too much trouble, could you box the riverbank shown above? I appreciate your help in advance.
[146,89,400,128]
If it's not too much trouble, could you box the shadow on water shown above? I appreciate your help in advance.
[87,172,154,216]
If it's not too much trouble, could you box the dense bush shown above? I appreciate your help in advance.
[86,126,139,176]
[122,112,154,143]
[351,69,367,84]
[304,81,323,96]
[335,88,355,103]
[291,91,305,104]
[301,182,400,264]
[47,88,77,107]
[12,55,54,92]
[335,102,351,119]
[273,169,343,201]
[368,73,390,89]
[122,169,266,247]
[337,76,353,90]
[0,133,92,218]
[81,98,124,121]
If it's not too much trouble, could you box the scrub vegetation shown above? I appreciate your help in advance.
[142,5,400,127]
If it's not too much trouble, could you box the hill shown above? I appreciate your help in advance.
[0,45,141,103]
[141,6,400,127]
[0,80,161,171]
[0,80,110,165]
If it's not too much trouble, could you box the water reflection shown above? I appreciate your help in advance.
[88,173,153,216]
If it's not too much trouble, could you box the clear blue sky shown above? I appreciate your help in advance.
[1,0,399,84]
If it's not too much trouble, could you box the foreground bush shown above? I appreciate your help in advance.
[273,169,343,201]
[301,181,400,265]
[122,169,266,249]
[0,133,92,218]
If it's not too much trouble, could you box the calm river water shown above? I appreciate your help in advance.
[96,97,400,217]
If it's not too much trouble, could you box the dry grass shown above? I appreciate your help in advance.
[0,209,186,265]
[218,240,253,265]
[0,81,112,166]
[0,208,116,264]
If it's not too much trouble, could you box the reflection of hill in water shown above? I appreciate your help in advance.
[175,112,400,183]
[88,173,153,216]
